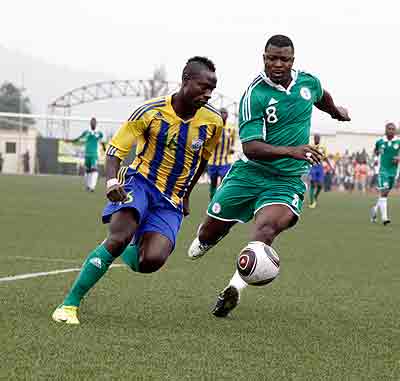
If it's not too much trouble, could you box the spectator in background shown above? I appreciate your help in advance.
[355,158,368,193]
[0,153,3,173]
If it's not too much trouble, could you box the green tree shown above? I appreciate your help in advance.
[0,81,35,129]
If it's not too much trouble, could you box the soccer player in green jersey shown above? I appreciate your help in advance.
[71,117,104,192]
[188,34,350,317]
[370,122,400,225]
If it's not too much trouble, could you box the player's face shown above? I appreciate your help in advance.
[263,45,294,85]
[385,123,396,139]
[183,70,217,109]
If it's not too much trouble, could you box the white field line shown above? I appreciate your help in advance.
[0,264,124,283]
[12,255,83,264]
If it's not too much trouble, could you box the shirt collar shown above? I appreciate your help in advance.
[261,69,298,95]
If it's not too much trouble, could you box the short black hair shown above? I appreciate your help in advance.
[182,56,216,79]
[265,35,294,51]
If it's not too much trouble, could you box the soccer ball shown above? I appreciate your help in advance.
[236,242,280,286]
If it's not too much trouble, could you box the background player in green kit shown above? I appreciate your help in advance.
[370,122,400,225]
[188,34,351,317]
[71,117,105,192]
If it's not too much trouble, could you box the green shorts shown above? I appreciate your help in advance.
[207,160,306,224]
[85,156,98,171]
[377,172,396,191]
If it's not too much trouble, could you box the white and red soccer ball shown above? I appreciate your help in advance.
[236,241,280,286]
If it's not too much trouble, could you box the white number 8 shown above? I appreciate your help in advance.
[265,106,278,124]
[291,194,299,208]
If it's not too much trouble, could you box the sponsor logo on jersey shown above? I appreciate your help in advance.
[268,98,279,106]
[300,87,312,100]
[211,202,221,214]
[191,139,204,151]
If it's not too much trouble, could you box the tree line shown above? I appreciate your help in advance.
[0,81,34,129]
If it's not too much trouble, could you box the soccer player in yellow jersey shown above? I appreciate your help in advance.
[52,56,223,324]
[207,107,236,199]
[308,134,328,208]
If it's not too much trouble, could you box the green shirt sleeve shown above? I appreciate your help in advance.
[239,90,265,143]
[72,130,88,143]
[313,76,323,102]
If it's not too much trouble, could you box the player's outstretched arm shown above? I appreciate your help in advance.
[314,89,350,122]
[105,155,127,202]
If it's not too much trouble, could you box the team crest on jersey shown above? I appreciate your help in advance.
[300,87,312,100]
[393,143,399,150]
[212,202,221,214]
[191,139,204,151]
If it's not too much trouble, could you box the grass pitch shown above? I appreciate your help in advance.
[0,174,399,380]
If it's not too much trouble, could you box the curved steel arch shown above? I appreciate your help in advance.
[49,79,178,108]
[47,79,238,137]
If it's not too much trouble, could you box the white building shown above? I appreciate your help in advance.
[0,127,39,174]
[317,131,382,156]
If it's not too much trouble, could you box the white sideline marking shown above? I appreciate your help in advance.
[0,264,124,283]
[13,256,82,264]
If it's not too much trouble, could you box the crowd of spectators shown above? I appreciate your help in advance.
[318,149,399,193]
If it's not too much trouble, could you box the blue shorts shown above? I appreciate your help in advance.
[102,169,183,248]
[208,164,231,179]
[310,164,324,183]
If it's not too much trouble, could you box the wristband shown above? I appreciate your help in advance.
[106,178,120,189]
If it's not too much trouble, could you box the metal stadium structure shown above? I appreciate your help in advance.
[47,79,239,137]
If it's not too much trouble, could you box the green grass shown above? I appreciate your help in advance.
[0,174,399,380]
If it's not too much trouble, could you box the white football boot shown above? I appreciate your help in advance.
[188,237,213,260]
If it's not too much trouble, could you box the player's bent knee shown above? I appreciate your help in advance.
[106,233,133,257]
[139,250,169,273]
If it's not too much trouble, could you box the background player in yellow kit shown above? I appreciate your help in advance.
[207,107,236,199]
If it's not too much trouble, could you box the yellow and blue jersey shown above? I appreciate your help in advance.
[106,95,223,207]
[210,123,237,166]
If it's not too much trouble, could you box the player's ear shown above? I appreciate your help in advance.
[182,73,190,85]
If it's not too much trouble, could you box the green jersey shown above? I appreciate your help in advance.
[239,70,323,176]
[74,130,104,158]
[375,137,400,175]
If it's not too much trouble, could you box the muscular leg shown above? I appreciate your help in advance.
[188,215,236,260]
[251,204,296,244]
[63,209,138,307]
[137,232,173,273]
[198,215,236,244]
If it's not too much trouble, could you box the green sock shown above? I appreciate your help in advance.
[63,244,115,307]
[309,183,315,203]
[209,184,217,200]
[121,244,140,272]
[315,185,322,201]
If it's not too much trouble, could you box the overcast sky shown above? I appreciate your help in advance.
[1,0,399,133]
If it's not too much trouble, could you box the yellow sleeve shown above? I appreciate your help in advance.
[106,119,146,160]
[202,121,223,161]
